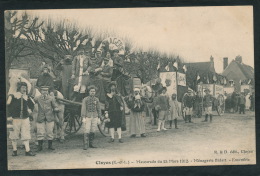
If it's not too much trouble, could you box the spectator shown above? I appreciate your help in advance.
[238,92,246,114]
[182,89,194,123]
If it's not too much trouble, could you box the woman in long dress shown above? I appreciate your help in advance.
[125,88,146,138]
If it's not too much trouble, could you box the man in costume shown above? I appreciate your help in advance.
[7,82,36,156]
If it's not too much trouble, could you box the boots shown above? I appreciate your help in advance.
[48,140,55,150]
[188,115,192,123]
[37,140,43,152]
[83,133,89,150]
[174,119,178,129]
[203,114,208,122]
[184,115,188,123]
[162,120,167,130]
[210,114,213,122]
[89,132,97,148]
[169,121,173,129]
[157,120,162,132]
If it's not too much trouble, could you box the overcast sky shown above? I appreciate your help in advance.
[20,6,253,73]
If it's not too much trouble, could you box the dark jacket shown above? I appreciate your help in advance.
[203,94,214,107]
[182,94,194,108]
[238,95,246,105]
[105,93,126,131]
[124,96,145,112]
[7,92,34,119]
[36,73,54,92]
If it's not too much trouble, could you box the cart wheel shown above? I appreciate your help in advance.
[64,112,82,135]
[217,95,225,116]
[98,115,109,137]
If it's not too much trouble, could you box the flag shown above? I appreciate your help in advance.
[197,74,200,81]
[157,62,160,70]
[248,79,251,84]
[183,65,187,72]
[213,74,217,82]
[165,64,169,71]
[173,61,178,70]
[223,78,227,85]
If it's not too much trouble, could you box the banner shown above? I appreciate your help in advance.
[177,72,186,86]
[241,85,251,93]
[197,84,214,97]
[224,86,234,95]
[160,72,177,96]
[98,37,125,55]
[214,84,224,98]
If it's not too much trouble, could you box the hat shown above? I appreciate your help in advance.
[40,86,50,91]
[87,85,97,91]
[17,82,27,87]
[187,88,193,93]
[103,57,110,61]
[134,87,140,92]
[108,81,117,88]
[42,65,50,72]
[64,55,73,60]
[161,87,167,91]
[204,88,210,92]
[114,49,119,53]
[135,94,141,100]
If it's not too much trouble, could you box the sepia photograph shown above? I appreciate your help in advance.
[5,6,255,170]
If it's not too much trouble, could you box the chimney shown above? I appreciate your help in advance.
[223,57,228,70]
[210,55,214,62]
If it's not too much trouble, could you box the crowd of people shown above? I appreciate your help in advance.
[7,48,255,156]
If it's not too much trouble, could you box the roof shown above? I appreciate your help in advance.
[237,62,254,79]
[185,61,215,73]
[223,60,254,80]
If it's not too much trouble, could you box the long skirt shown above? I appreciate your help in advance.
[129,111,146,135]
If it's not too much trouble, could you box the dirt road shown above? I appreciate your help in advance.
[7,111,256,170]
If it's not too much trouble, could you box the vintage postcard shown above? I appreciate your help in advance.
[5,6,255,170]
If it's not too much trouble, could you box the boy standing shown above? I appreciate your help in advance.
[81,85,102,150]
[238,92,246,114]
[202,89,215,122]
[168,94,181,129]
[154,87,170,132]
[35,86,59,151]
[7,82,36,156]
[182,89,194,123]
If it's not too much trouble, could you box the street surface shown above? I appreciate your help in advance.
[7,111,255,170]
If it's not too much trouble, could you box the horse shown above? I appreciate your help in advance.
[8,74,66,143]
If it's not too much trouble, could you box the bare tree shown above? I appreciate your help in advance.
[5,11,43,70]
[24,18,90,67]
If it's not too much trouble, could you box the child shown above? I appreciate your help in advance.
[182,89,194,123]
[154,87,170,132]
[168,94,181,129]
[7,82,36,156]
[81,85,102,150]
[202,88,215,122]
[34,86,60,151]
